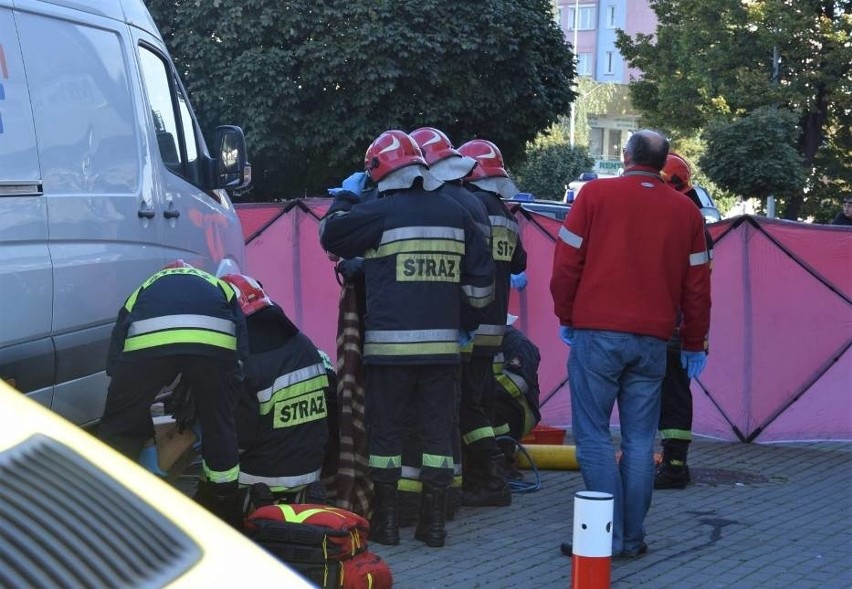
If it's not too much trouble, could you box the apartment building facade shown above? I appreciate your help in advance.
[553,0,656,175]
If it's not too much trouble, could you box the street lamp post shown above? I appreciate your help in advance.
[569,0,580,148]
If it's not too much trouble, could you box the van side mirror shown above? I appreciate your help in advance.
[214,125,251,190]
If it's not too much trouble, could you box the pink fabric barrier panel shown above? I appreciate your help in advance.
[237,202,852,443]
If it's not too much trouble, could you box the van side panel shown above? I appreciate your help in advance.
[15,3,165,422]
[0,6,54,404]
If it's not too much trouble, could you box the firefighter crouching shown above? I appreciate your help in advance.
[319,130,495,548]
[220,273,337,508]
[98,260,247,527]
[492,317,542,476]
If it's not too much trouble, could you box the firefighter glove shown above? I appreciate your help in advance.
[138,445,167,477]
[680,350,707,379]
[328,171,368,197]
[559,326,574,346]
[510,272,528,291]
[457,330,475,348]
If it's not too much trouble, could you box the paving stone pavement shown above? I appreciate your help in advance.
[370,439,852,589]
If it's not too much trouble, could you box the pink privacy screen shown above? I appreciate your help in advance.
[238,201,852,443]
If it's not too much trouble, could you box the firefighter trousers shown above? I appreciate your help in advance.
[99,355,241,479]
[459,356,498,454]
[659,347,693,442]
[365,364,456,488]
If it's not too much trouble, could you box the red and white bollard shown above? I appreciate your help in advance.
[571,491,613,589]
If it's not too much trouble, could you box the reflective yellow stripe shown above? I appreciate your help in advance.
[660,429,692,441]
[452,475,463,488]
[463,426,495,445]
[494,423,510,436]
[258,374,330,415]
[496,371,527,400]
[365,239,465,259]
[203,461,239,484]
[123,329,236,352]
[398,479,422,492]
[474,333,504,348]
[257,363,327,403]
[364,342,458,356]
[422,453,453,469]
[124,268,233,311]
[369,455,401,469]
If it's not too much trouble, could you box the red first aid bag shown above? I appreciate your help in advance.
[245,503,369,562]
[340,551,393,589]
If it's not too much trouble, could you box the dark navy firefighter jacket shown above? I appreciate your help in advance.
[319,185,495,365]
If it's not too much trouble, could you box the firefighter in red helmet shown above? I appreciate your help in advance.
[656,153,714,489]
[400,127,492,520]
[320,130,495,548]
[99,260,248,527]
[457,139,528,507]
[220,273,336,506]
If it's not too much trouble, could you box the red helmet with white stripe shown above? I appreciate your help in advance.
[410,127,459,165]
[457,139,508,180]
[220,273,273,317]
[364,130,427,182]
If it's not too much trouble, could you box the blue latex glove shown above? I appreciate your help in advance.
[139,445,167,477]
[328,171,369,197]
[457,330,475,348]
[680,350,708,379]
[559,326,574,346]
[510,271,528,291]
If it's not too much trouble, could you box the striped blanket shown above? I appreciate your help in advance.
[329,281,373,517]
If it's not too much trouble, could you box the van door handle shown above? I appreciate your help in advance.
[137,203,156,219]
[163,201,180,219]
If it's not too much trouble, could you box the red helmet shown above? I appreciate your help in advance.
[220,273,273,317]
[364,130,427,182]
[163,259,193,270]
[661,153,692,193]
[410,127,459,165]
[457,139,508,180]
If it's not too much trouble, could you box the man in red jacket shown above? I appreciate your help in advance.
[550,130,711,559]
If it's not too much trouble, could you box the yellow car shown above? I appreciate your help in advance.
[0,380,310,588]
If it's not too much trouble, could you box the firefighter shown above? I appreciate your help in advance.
[396,126,492,522]
[457,139,528,506]
[220,273,336,506]
[319,130,495,548]
[492,316,542,475]
[99,260,248,527]
[655,153,715,489]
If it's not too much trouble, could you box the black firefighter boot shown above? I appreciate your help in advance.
[461,449,512,507]
[414,485,448,548]
[370,483,400,545]
[655,440,691,489]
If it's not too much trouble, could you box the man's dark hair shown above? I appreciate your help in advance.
[624,130,669,170]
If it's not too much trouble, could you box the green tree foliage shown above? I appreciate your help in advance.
[616,0,851,220]
[700,107,806,204]
[514,139,594,201]
[146,0,576,200]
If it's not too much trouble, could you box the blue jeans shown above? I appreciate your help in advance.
[568,329,665,555]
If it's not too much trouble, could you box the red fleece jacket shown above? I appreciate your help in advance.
[550,167,711,351]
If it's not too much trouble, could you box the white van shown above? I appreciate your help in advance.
[0,0,250,425]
